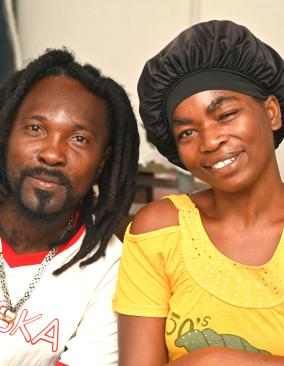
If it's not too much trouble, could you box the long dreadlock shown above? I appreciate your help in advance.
[0,48,140,274]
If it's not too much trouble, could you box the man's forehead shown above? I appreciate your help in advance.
[17,76,103,109]
[13,76,108,132]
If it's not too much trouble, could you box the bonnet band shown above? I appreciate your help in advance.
[165,69,269,124]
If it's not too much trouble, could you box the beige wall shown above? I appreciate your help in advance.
[16,0,284,176]
[16,0,193,169]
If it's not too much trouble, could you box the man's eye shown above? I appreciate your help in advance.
[27,124,42,132]
[72,135,88,143]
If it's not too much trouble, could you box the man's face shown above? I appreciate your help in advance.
[6,76,111,221]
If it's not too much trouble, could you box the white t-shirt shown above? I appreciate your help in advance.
[0,225,121,366]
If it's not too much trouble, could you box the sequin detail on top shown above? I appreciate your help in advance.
[167,194,284,309]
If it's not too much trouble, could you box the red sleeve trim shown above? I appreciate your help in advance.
[55,362,68,366]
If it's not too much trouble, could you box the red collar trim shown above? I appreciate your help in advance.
[2,224,86,268]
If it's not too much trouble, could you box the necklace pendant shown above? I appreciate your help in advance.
[2,308,17,323]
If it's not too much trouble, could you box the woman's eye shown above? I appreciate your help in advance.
[219,110,237,121]
[178,129,196,139]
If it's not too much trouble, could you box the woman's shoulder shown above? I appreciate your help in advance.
[129,196,180,235]
[129,190,214,235]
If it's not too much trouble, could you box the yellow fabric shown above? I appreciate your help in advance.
[113,194,284,360]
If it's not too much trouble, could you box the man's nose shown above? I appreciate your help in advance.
[37,137,67,167]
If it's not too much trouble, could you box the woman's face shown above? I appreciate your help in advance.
[171,90,281,192]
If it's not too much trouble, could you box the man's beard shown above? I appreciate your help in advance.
[9,167,75,224]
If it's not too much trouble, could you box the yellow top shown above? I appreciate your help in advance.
[113,194,284,360]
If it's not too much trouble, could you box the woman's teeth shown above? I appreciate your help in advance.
[212,156,236,169]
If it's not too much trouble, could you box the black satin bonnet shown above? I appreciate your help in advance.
[138,20,284,169]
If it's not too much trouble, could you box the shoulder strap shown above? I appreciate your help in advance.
[163,194,195,211]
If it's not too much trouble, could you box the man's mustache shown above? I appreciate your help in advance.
[20,167,72,188]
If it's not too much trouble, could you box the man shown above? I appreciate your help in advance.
[0,49,139,365]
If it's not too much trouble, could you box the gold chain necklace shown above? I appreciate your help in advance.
[0,216,74,323]
[0,240,56,323]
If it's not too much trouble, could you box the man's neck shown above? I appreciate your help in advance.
[0,199,74,254]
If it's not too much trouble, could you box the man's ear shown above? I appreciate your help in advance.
[94,146,112,181]
[265,95,282,131]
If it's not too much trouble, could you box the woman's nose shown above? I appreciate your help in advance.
[199,125,228,153]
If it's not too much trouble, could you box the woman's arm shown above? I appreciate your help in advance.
[115,198,180,366]
[168,347,284,366]
[118,314,168,366]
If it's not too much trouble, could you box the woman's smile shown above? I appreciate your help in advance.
[202,151,244,173]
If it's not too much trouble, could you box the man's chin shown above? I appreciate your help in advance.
[12,185,75,224]
[15,201,68,224]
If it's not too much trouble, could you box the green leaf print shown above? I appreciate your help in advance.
[175,328,270,354]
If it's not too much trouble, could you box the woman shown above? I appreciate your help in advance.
[113,20,284,365]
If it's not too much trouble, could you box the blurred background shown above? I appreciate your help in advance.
[2,0,284,235]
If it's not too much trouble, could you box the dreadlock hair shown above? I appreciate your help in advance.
[0,48,140,274]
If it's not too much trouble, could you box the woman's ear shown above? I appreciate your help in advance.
[265,95,282,131]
